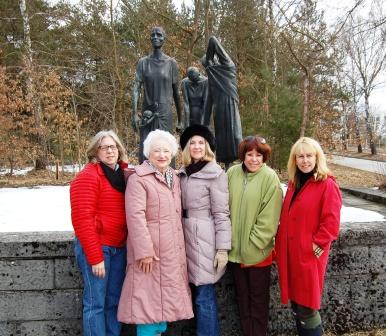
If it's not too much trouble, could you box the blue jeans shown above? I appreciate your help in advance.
[194,284,220,336]
[137,322,167,336]
[74,238,126,336]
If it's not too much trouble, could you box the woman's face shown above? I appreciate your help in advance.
[244,149,264,173]
[148,140,172,173]
[295,150,316,173]
[96,136,119,169]
[150,28,165,49]
[189,135,206,163]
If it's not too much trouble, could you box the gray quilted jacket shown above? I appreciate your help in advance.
[179,160,231,286]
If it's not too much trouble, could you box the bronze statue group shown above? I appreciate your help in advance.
[70,27,342,336]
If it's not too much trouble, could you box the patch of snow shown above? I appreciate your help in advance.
[47,164,83,173]
[0,167,34,176]
[0,186,384,233]
[0,186,72,232]
[0,164,83,176]
[341,206,385,223]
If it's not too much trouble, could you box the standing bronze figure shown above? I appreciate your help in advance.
[131,27,182,162]
[181,66,208,128]
[202,36,242,166]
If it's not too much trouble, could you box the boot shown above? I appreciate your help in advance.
[297,322,323,336]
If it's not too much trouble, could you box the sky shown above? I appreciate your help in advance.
[0,185,384,232]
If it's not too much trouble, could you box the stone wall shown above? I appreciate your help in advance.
[0,220,385,336]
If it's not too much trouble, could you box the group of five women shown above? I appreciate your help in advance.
[70,125,342,336]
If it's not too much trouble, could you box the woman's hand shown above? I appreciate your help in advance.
[312,243,324,258]
[214,250,228,272]
[92,261,105,278]
[138,255,160,273]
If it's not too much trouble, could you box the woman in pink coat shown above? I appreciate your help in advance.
[118,130,193,336]
[276,137,342,336]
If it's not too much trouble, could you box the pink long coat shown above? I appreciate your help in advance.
[276,176,342,310]
[118,162,194,324]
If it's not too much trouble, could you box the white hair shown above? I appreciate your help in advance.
[143,129,179,158]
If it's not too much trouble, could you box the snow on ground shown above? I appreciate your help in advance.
[0,186,384,232]
[341,206,385,223]
[0,186,72,232]
[0,164,83,176]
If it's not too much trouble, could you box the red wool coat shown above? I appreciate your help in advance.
[275,175,342,310]
[70,162,128,265]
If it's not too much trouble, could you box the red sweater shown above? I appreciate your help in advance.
[70,162,128,265]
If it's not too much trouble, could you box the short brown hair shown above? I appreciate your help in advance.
[238,135,271,162]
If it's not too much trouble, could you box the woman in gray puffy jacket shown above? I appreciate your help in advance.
[179,124,231,336]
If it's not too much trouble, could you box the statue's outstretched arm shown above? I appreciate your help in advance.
[203,85,213,126]
[172,83,182,132]
[131,78,142,133]
[181,79,190,129]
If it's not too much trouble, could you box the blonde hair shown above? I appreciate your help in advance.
[86,130,128,163]
[287,137,330,186]
[181,137,215,166]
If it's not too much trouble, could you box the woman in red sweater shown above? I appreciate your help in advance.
[276,137,342,336]
[70,130,128,336]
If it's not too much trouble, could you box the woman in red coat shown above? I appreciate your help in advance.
[276,137,342,336]
[70,130,128,336]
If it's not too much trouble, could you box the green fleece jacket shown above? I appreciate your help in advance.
[227,163,282,265]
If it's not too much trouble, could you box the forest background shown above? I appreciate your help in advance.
[0,0,385,173]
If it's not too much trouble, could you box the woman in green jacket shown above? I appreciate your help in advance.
[227,135,282,336]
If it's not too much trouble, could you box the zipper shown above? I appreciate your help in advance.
[237,173,248,260]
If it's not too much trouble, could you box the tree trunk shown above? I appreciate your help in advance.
[19,0,47,170]
[8,157,14,176]
[204,0,212,43]
[71,91,83,168]
[364,92,376,155]
[186,0,200,69]
[354,113,362,153]
[299,75,309,138]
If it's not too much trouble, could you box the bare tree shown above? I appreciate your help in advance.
[344,6,386,155]
[19,0,47,169]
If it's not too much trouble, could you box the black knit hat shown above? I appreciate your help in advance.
[180,124,216,152]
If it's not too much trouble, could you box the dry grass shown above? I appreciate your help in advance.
[0,169,74,188]
[329,163,384,188]
[325,330,386,336]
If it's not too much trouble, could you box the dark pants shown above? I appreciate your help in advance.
[230,262,271,336]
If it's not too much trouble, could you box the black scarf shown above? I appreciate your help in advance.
[100,162,126,194]
[290,170,314,206]
[185,160,208,176]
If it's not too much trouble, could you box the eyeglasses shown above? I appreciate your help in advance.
[98,145,118,152]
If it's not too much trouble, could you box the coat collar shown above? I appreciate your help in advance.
[95,161,128,176]
[135,161,178,179]
[179,160,223,179]
[240,163,268,180]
